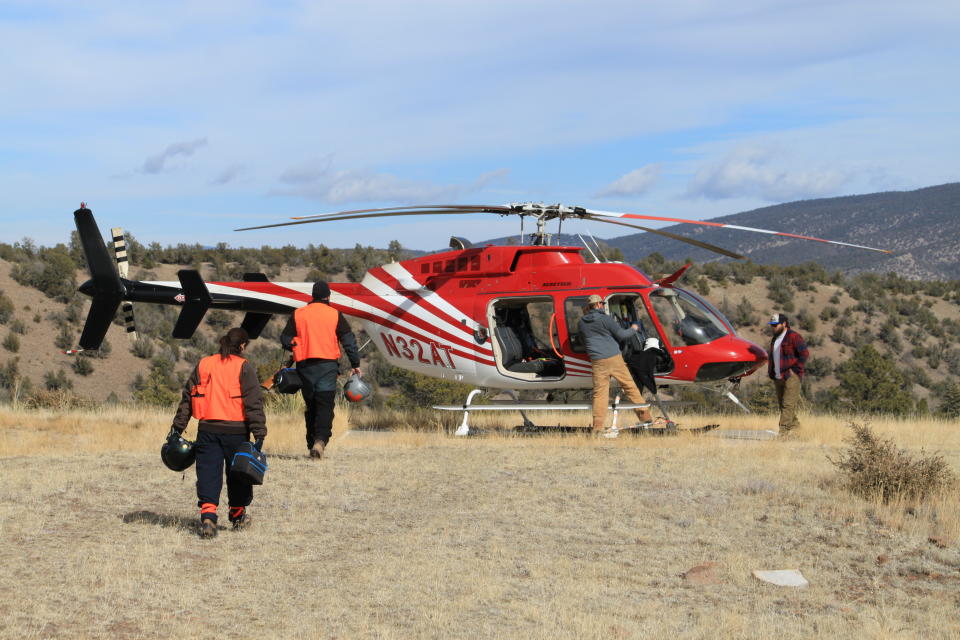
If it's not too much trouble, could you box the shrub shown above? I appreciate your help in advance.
[829,423,956,503]
[72,355,94,376]
[132,337,155,359]
[10,319,27,335]
[3,332,19,353]
[54,326,74,350]
[0,290,13,324]
[43,369,73,391]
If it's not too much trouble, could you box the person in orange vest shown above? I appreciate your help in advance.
[281,281,361,460]
[171,327,267,539]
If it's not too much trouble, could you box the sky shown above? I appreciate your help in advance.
[1,0,959,252]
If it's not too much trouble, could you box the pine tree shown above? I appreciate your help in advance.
[938,383,960,418]
[834,344,915,416]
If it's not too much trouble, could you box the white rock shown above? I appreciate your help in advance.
[752,569,809,587]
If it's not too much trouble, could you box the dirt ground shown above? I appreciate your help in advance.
[1,407,959,639]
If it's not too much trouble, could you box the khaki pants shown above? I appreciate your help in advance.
[773,375,801,433]
[591,354,648,430]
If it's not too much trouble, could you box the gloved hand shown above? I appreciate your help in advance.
[254,438,264,452]
[168,427,184,439]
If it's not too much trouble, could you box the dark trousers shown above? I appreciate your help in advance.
[195,431,253,522]
[297,359,339,448]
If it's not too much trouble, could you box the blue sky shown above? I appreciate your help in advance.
[1,1,958,251]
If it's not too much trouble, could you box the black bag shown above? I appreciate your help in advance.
[273,367,302,394]
[229,441,268,485]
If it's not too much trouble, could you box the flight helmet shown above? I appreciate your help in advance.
[343,374,371,403]
[161,430,196,471]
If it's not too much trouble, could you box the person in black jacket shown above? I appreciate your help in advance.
[171,327,266,539]
[281,281,361,460]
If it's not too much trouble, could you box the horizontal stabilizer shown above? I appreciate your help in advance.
[241,312,272,339]
[79,296,121,350]
[172,270,211,339]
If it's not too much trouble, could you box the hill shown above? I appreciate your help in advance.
[603,183,960,280]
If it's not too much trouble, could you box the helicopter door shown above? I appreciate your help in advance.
[608,293,673,375]
[488,297,565,381]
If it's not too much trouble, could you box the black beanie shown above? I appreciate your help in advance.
[312,281,331,301]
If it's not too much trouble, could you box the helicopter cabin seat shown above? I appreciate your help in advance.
[493,325,564,377]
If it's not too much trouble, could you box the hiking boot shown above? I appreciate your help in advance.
[309,442,325,460]
[199,519,218,539]
[231,514,252,531]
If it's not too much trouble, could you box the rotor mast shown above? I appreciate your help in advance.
[511,203,584,245]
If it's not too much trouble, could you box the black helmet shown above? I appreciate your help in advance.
[161,430,196,471]
[342,374,371,403]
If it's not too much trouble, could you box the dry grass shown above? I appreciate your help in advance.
[2,404,960,639]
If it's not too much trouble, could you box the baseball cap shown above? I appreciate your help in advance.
[768,313,788,325]
[587,294,603,305]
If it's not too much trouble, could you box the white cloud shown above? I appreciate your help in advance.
[686,146,849,201]
[211,163,246,186]
[140,138,208,174]
[597,164,661,197]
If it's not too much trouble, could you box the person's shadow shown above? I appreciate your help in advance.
[122,510,200,534]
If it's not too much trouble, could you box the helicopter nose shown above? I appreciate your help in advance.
[694,336,767,382]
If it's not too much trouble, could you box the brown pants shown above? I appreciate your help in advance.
[591,354,648,430]
[773,375,801,433]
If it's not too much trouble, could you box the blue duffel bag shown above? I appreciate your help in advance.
[230,441,268,485]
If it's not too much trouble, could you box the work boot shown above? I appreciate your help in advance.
[309,441,325,460]
[231,514,252,531]
[199,518,218,539]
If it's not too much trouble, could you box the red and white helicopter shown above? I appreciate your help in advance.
[72,202,889,434]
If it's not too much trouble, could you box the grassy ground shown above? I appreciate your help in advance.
[1,405,959,639]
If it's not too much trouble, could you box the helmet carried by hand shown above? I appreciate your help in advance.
[342,374,371,403]
[161,430,196,471]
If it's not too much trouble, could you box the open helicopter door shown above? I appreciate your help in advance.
[486,296,565,381]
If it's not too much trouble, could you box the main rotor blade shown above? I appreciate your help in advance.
[585,216,746,260]
[291,204,510,221]
[235,209,485,232]
[582,208,892,254]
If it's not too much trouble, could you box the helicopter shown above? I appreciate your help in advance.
[71,202,889,433]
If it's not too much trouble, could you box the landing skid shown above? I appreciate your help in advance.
[512,423,719,436]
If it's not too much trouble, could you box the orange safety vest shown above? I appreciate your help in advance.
[191,354,247,421]
[291,303,341,362]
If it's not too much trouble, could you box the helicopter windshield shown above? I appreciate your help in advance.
[648,288,730,347]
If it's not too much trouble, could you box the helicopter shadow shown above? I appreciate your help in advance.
[122,510,199,533]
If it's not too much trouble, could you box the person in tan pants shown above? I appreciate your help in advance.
[578,295,653,432]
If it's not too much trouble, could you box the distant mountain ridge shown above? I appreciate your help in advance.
[475,183,960,280]
[604,183,960,280]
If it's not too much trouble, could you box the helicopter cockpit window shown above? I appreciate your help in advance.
[648,288,730,347]
[607,294,657,343]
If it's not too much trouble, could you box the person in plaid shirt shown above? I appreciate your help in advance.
[767,313,808,435]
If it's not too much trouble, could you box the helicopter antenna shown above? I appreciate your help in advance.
[586,230,609,262]
[577,234,601,263]
[519,215,525,245]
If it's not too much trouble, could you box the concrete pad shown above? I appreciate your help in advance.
[709,429,779,441]
[340,430,395,440]
[752,569,809,587]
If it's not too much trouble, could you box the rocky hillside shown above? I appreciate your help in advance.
[1,250,959,417]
